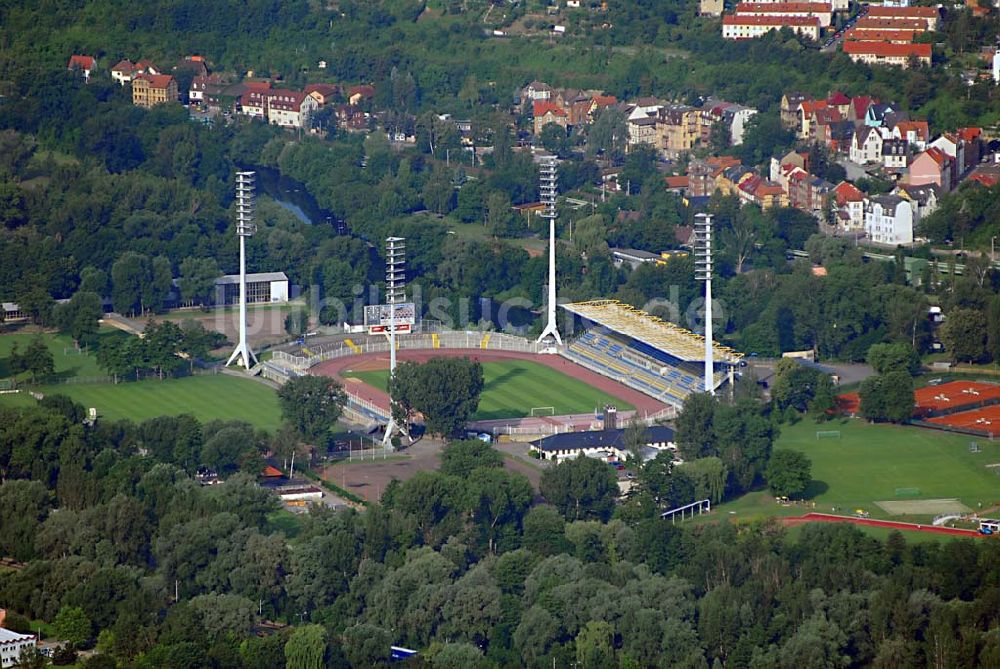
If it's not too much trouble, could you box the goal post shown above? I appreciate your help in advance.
[816,430,841,439]
[531,406,555,417]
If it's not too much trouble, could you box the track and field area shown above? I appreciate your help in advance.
[0,375,281,429]
[343,357,635,420]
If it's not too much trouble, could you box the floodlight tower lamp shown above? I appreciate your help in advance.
[537,154,562,346]
[382,236,407,449]
[226,171,258,370]
[694,213,714,395]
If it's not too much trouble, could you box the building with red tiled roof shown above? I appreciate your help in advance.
[533,101,569,134]
[908,147,954,191]
[665,175,689,191]
[110,59,136,85]
[304,83,339,106]
[68,55,96,81]
[892,120,929,149]
[844,28,915,43]
[733,1,833,25]
[843,41,931,68]
[347,85,375,105]
[866,5,940,29]
[854,17,926,32]
[722,14,821,40]
[132,73,178,108]
[134,59,160,75]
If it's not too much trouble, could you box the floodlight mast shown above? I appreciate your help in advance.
[226,171,258,370]
[536,154,562,346]
[383,237,407,449]
[694,213,714,395]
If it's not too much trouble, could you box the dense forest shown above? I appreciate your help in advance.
[2,396,1000,668]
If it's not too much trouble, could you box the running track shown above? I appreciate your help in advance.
[310,348,669,416]
[782,513,986,538]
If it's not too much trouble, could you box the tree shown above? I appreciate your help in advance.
[342,623,392,668]
[576,621,615,669]
[53,606,92,648]
[433,643,490,669]
[0,479,50,561]
[765,449,812,498]
[859,372,914,423]
[11,337,55,382]
[739,112,794,166]
[277,375,347,442]
[939,308,987,362]
[389,357,484,438]
[440,440,504,477]
[866,342,920,376]
[142,320,186,379]
[53,291,103,347]
[177,257,221,307]
[146,256,173,314]
[522,505,568,556]
[588,107,628,163]
[540,457,618,522]
[284,624,327,669]
[79,267,109,297]
[466,467,533,554]
[675,393,716,460]
[111,252,152,316]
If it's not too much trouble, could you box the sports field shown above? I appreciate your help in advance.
[715,418,1000,523]
[343,358,635,420]
[0,331,125,380]
[0,374,281,428]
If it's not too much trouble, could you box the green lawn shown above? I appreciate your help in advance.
[714,418,1000,523]
[0,374,281,429]
[0,330,126,380]
[344,359,634,420]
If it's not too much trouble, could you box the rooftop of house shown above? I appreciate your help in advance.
[111,58,135,73]
[723,14,820,25]
[866,5,939,18]
[533,101,568,117]
[843,41,932,57]
[834,181,865,203]
[854,17,927,30]
[134,73,176,89]
[734,1,832,12]
[844,28,915,41]
[68,54,95,69]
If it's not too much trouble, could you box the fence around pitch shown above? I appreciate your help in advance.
[272,331,545,371]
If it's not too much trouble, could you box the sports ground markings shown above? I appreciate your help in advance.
[874,498,972,516]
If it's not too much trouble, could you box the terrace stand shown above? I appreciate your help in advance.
[660,499,712,524]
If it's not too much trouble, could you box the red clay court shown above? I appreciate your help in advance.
[838,381,1000,421]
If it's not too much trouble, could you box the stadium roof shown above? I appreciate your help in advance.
[561,300,743,363]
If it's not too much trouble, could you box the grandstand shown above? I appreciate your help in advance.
[561,300,743,408]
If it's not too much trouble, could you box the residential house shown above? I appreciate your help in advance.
[850,126,884,164]
[658,104,701,156]
[956,127,983,173]
[827,121,856,154]
[733,2,833,27]
[68,55,96,82]
[304,83,339,107]
[892,120,929,150]
[847,95,877,124]
[687,156,741,197]
[717,164,756,196]
[737,175,789,209]
[826,91,852,116]
[347,85,375,106]
[523,81,553,103]
[844,28,916,43]
[797,99,828,140]
[189,74,227,105]
[267,90,318,128]
[853,17,927,33]
[588,95,618,123]
[769,150,809,183]
[533,101,569,135]
[240,82,272,118]
[866,5,940,30]
[134,60,161,75]
[864,102,900,128]
[111,59,136,85]
[781,92,810,129]
[702,99,758,145]
[928,134,967,183]
[907,147,953,191]
[833,181,866,229]
[132,73,178,108]
[787,171,834,217]
[865,195,913,245]
[894,183,939,221]
[843,41,932,68]
[174,55,208,78]
[882,138,909,169]
[721,15,821,41]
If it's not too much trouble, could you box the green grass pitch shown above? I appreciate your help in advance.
[713,418,1000,523]
[343,359,635,420]
[0,375,282,429]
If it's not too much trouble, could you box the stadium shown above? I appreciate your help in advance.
[268,300,744,437]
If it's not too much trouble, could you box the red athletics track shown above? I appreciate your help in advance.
[309,348,670,416]
[782,513,985,538]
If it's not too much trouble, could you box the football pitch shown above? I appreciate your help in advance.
[0,374,281,429]
[343,358,635,420]
[717,418,1000,522]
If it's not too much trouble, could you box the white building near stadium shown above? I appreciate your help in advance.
[0,610,36,669]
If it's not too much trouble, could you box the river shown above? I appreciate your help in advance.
[250,165,347,234]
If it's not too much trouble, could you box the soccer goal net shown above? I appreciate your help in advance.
[816,430,841,439]
[531,407,555,417]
